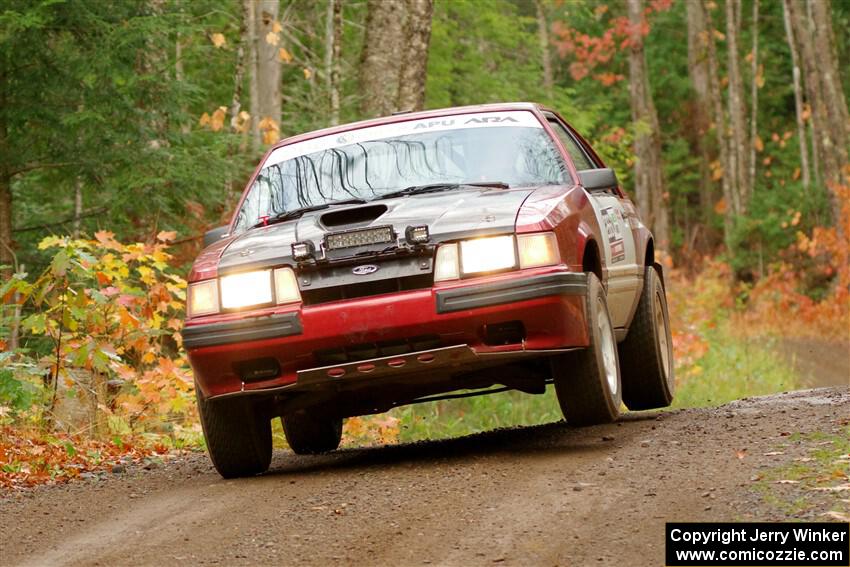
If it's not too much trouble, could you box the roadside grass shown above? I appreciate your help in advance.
[672,327,799,408]
[391,387,563,444]
[755,424,850,521]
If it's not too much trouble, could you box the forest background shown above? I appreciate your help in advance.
[0,0,848,488]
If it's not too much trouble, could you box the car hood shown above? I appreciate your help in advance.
[217,186,541,272]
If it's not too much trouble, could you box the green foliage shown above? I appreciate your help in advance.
[0,233,193,435]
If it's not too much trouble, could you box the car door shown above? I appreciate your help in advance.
[544,114,640,330]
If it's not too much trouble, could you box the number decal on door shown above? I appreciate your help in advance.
[600,207,626,264]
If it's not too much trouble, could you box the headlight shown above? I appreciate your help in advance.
[460,235,516,275]
[220,270,273,309]
[517,232,560,269]
[187,280,219,317]
[433,232,560,282]
[434,243,460,282]
[274,267,301,304]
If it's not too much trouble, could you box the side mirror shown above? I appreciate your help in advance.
[578,168,619,191]
[203,225,230,248]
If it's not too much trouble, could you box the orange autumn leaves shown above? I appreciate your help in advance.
[4,233,193,428]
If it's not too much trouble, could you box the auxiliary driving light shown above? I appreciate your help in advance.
[291,241,315,261]
[405,225,430,245]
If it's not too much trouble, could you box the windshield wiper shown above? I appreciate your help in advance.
[376,181,510,200]
[253,198,367,228]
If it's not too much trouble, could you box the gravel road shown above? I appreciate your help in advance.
[1,387,847,567]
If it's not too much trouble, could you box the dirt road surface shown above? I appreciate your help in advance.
[1,387,848,567]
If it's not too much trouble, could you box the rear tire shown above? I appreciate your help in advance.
[282,412,343,455]
[619,265,675,410]
[552,273,622,425]
[196,387,272,479]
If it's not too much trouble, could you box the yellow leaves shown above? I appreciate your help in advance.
[762,156,773,166]
[272,20,282,33]
[713,29,725,42]
[265,31,279,46]
[792,167,801,181]
[594,4,608,17]
[710,160,724,181]
[755,64,765,88]
[278,47,293,63]
[142,351,157,365]
[198,106,227,132]
[754,135,764,153]
[156,230,176,243]
[210,106,227,132]
[210,33,226,48]
[38,235,67,250]
[258,116,280,145]
[714,198,727,215]
[302,67,313,80]
[232,110,251,133]
[801,103,812,122]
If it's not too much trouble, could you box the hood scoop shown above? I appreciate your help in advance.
[320,204,388,229]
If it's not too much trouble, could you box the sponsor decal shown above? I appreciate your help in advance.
[601,207,626,264]
[262,111,542,168]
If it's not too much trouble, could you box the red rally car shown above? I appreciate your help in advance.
[184,103,674,478]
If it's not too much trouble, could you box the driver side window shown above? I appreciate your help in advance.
[546,118,595,171]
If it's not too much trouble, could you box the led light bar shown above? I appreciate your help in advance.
[324,226,394,250]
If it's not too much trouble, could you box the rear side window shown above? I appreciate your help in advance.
[546,118,595,171]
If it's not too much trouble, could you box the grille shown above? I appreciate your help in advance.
[314,335,443,365]
[301,273,432,306]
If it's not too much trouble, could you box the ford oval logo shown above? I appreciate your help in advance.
[352,264,379,276]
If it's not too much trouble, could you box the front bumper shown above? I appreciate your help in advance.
[185,268,589,399]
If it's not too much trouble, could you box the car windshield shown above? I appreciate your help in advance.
[232,110,569,234]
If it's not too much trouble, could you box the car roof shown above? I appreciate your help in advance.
[270,102,554,150]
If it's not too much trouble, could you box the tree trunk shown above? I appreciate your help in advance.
[808,0,850,178]
[700,1,734,249]
[247,0,261,151]
[788,0,844,190]
[726,0,749,214]
[686,0,715,234]
[360,0,408,117]
[535,0,554,100]
[255,0,282,144]
[781,0,811,190]
[626,0,669,253]
[73,178,83,238]
[0,55,12,274]
[397,0,434,112]
[325,0,343,125]
[748,0,759,194]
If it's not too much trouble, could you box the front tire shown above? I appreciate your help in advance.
[552,273,622,425]
[282,412,343,455]
[619,265,675,410]
[196,387,272,479]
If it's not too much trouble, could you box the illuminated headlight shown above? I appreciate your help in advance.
[433,232,560,282]
[220,270,273,310]
[460,235,517,274]
[405,225,430,245]
[517,232,560,269]
[273,267,301,304]
[187,280,219,317]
